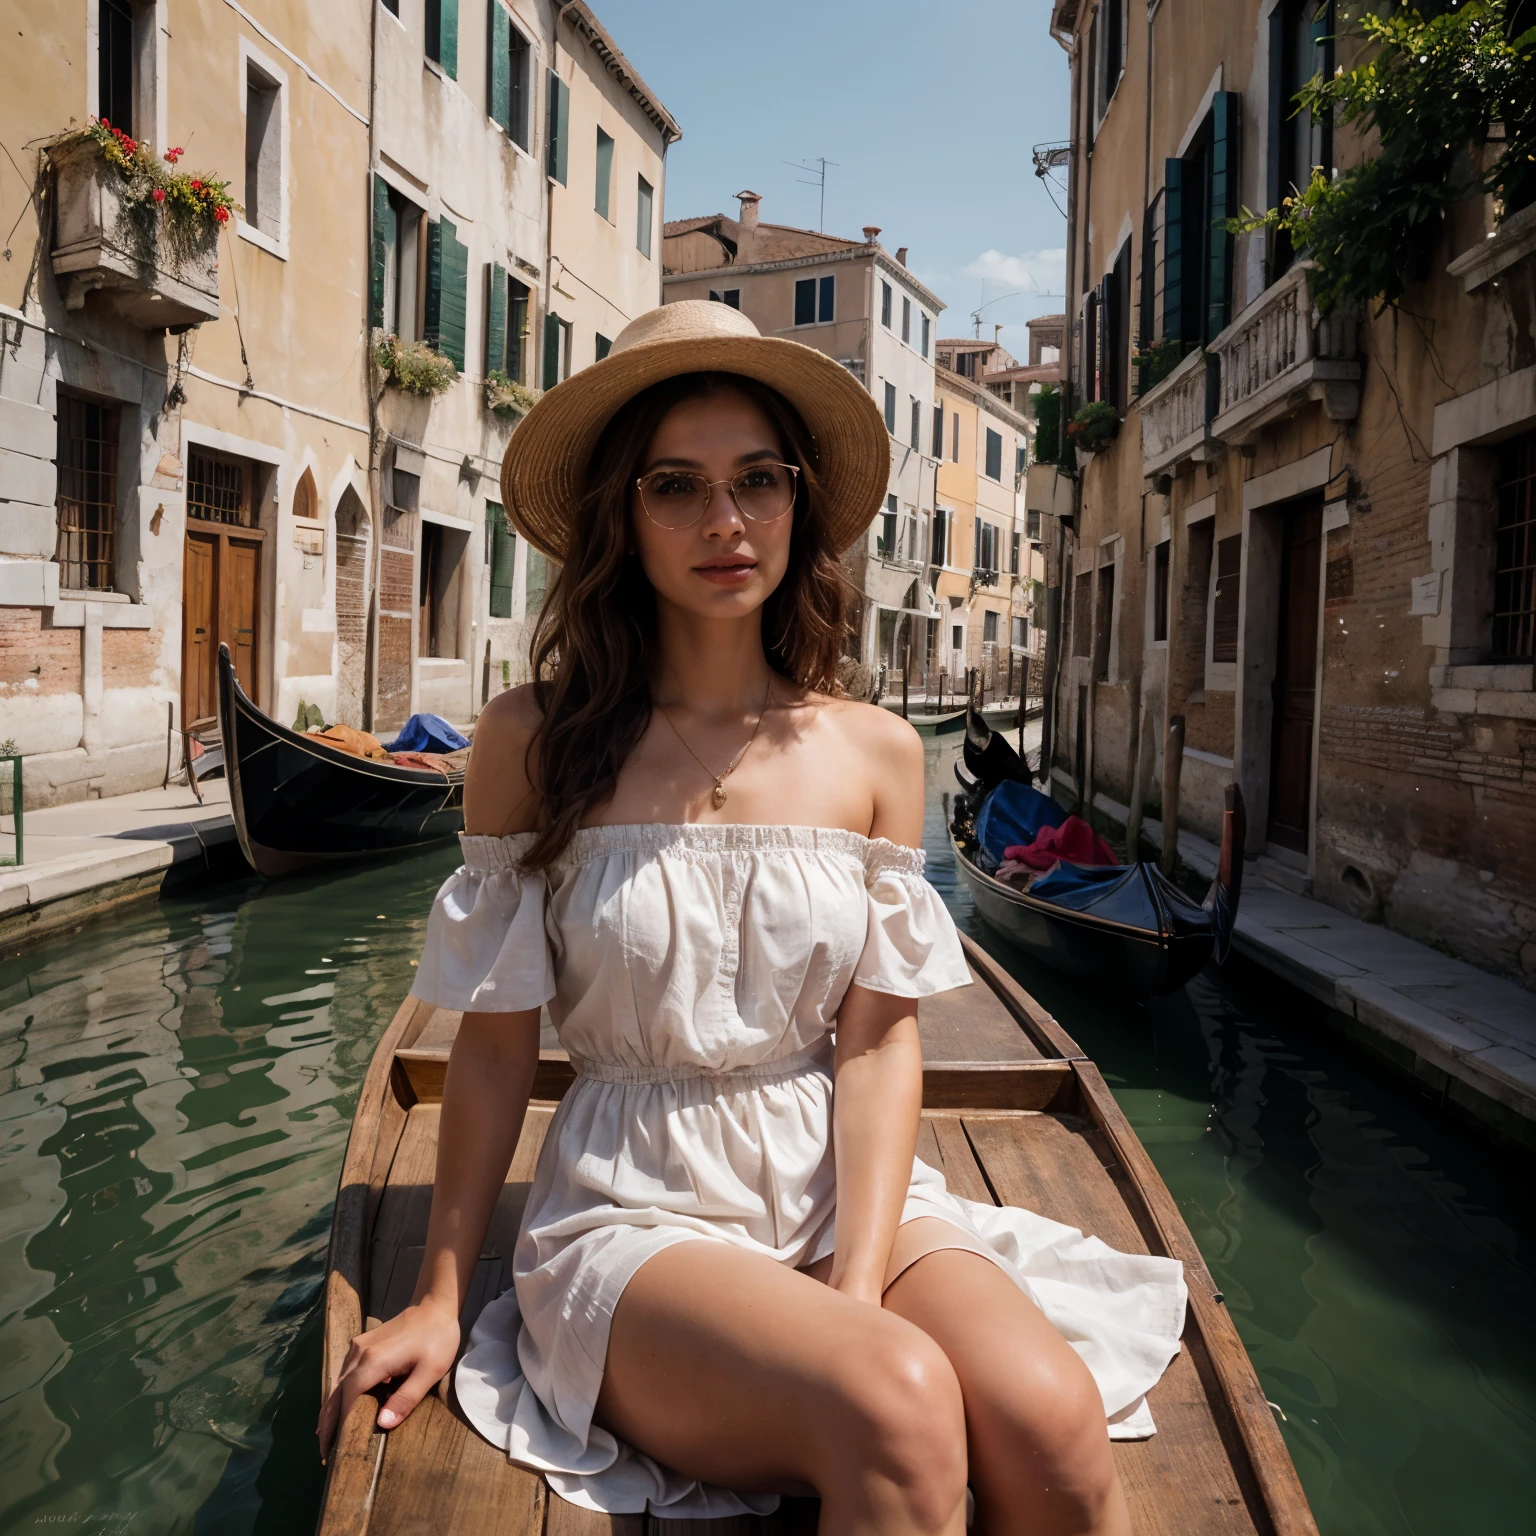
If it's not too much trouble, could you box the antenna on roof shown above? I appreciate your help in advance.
[783,156,839,233]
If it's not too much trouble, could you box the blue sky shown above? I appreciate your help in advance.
[592,0,1072,359]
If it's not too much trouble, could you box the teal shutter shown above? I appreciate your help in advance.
[594,128,614,219]
[1162,158,1183,346]
[1207,91,1241,342]
[487,501,515,618]
[486,262,507,374]
[439,0,458,79]
[542,312,561,387]
[438,217,468,370]
[546,70,569,184]
[488,3,510,131]
[370,174,391,329]
[424,218,443,349]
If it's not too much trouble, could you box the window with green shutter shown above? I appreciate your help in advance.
[486,261,507,374]
[424,217,468,371]
[486,500,515,618]
[637,176,654,257]
[1206,92,1240,342]
[426,0,458,79]
[488,4,510,133]
[370,174,392,329]
[595,128,614,219]
[509,278,529,382]
[543,312,561,388]
[546,70,569,185]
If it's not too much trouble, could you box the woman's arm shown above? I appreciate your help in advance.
[826,706,928,1305]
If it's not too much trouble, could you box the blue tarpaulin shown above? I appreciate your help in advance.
[975,780,1071,864]
[384,713,469,754]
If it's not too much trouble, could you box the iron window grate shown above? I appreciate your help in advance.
[188,450,254,526]
[1494,430,1535,662]
[55,392,119,591]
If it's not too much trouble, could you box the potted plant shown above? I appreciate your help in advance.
[1066,401,1120,455]
[484,370,540,419]
[373,332,458,397]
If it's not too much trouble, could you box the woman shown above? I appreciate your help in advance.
[315,302,1185,1533]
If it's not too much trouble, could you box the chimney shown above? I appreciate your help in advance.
[895,246,908,267]
[862,225,881,244]
[736,190,761,230]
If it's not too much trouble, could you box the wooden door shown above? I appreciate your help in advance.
[225,536,261,696]
[1267,498,1323,852]
[182,532,218,726]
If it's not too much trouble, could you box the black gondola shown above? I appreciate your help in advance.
[949,704,1245,996]
[217,642,465,878]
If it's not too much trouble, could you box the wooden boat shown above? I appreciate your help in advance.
[949,708,1245,996]
[880,702,969,735]
[217,642,465,878]
[317,936,1317,1536]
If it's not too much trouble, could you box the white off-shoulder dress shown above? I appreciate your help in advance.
[410,823,1187,1520]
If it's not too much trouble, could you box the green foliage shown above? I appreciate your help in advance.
[484,369,540,418]
[1132,337,1185,394]
[1032,384,1062,465]
[1232,0,1536,312]
[1066,400,1121,452]
[374,332,458,397]
[293,700,326,732]
[78,119,236,230]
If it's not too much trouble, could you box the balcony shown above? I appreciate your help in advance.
[1210,260,1361,444]
[1139,346,1220,478]
[49,138,220,330]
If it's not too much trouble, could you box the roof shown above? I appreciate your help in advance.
[986,363,1061,385]
[562,3,682,143]
[663,212,862,264]
[934,364,1033,431]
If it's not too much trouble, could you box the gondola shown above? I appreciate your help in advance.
[949,704,1245,996]
[880,701,969,735]
[316,950,1318,1535]
[216,642,465,878]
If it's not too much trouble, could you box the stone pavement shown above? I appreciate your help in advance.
[0,780,238,949]
[1083,785,1536,1140]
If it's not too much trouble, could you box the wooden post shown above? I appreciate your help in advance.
[901,644,910,719]
[1126,687,1153,860]
[1160,714,1186,878]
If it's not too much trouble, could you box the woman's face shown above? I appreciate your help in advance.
[628,387,796,624]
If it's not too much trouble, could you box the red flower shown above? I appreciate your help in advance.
[191,179,203,191]
[152,187,166,202]
[214,205,230,223]
[99,117,110,128]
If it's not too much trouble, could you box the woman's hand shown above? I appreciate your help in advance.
[316,1294,462,1460]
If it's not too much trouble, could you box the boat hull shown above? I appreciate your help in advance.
[218,644,464,878]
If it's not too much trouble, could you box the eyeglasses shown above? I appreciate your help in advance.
[635,461,800,530]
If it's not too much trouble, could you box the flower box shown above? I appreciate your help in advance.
[49,136,220,330]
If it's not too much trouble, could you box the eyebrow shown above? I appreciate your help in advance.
[642,448,782,473]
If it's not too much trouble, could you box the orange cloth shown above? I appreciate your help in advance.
[307,724,390,760]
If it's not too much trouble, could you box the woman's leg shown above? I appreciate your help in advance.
[880,1229,1132,1536]
[595,1238,970,1535]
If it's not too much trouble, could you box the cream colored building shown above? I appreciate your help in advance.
[0,0,674,807]
[662,195,945,676]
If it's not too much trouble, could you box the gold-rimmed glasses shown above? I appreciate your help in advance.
[635,461,800,530]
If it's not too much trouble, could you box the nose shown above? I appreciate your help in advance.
[700,479,746,539]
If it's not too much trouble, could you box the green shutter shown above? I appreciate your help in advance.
[486,262,507,375]
[489,3,510,131]
[542,312,561,387]
[438,218,468,371]
[424,218,443,349]
[1162,157,1183,346]
[1207,91,1241,342]
[370,174,391,329]
[487,500,514,618]
[439,0,458,79]
[546,70,569,185]
[595,128,614,219]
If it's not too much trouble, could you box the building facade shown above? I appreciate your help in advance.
[0,0,674,807]
[1043,0,1536,988]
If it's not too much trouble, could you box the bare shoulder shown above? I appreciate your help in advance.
[804,693,924,844]
[464,684,545,835]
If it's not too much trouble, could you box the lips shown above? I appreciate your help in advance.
[694,556,757,583]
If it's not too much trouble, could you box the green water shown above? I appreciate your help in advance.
[0,748,1531,1534]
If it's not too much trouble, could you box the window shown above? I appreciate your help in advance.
[244,59,282,242]
[983,610,1000,644]
[1011,531,1021,574]
[485,268,530,382]
[951,624,963,652]
[381,0,399,12]
[932,404,944,459]
[794,278,817,326]
[372,178,424,340]
[1094,562,1116,681]
[879,494,898,557]
[187,448,258,527]
[1211,534,1242,664]
[594,332,612,361]
[488,5,532,151]
[984,428,1003,481]
[1072,570,1093,656]
[1152,539,1170,642]
[1026,509,1041,540]
[709,288,740,308]
[974,520,999,576]
[1163,93,1242,349]
[921,313,931,358]
[951,413,960,462]
[907,514,919,561]
[932,508,949,567]
[425,0,458,78]
[1012,615,1028,648]
[55,392,119,591]
[818,274,834,323]
[1016,444,1027,482]
[901,296,911,344]
[543,314,571,387]
[1095,238,1132,409]
[1094,0,1126,124]
[424,216,469,369]
[99,0,135,136]
[881,281,892,328]
[1494,430,1536,661]
[546,69,570,184]
[594,127,615,219]
[637,176,654,257]
[910,398,921,451]
[883,381,897,434]
[1269,2,1336,278]
[487,500,516,619]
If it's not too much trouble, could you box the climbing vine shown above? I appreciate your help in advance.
[1234,0,1536,313]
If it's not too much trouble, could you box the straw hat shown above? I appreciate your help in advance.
[499,299,891,561]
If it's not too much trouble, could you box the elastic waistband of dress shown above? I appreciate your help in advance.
[570,1039,833,1086]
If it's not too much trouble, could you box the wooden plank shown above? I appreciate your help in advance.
[923,1112,999,1206]
[958,931,1086,1060]
[545,1497,643,1535]
[919,974,1045,1063]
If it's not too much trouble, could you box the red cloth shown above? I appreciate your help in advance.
[1004,815,1119,870]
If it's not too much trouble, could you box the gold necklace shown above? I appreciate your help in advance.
[655,676,774,810]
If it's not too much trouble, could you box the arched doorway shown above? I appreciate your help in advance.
[334,485,371,727]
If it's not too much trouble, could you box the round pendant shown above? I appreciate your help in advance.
[712,781,727,809]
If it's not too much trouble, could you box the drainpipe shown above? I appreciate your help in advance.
[362,0,380,730]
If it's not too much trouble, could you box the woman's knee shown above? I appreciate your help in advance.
[820,1320,968,1526]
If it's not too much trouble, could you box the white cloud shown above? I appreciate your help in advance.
[962,248,1067,296]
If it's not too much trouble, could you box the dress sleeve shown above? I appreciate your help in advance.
[852,840,973,997]
[409,834,557,1013]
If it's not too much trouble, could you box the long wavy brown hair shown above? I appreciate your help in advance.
[518,370,853,871]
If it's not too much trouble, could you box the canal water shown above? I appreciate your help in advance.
[0,740,1532,1535]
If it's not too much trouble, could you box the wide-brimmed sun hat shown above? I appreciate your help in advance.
[499,299,891,561]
